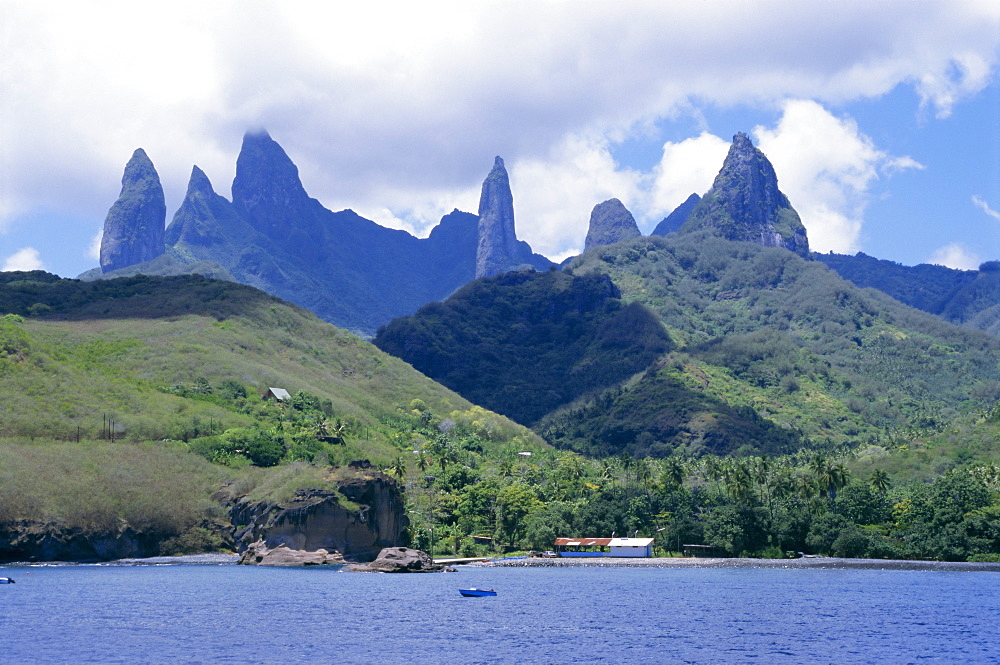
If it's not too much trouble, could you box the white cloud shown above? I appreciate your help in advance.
[754,99,922,254]
[928,243,981,270]
[2,247,45,272]
[649,133,731,223]
[973,195,1000,221]
[87,227,103,262]
[509,134,643,258]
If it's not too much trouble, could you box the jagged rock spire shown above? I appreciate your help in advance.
[584,198,641,251]
[231,130,313,238]
[683,133,809,256]
[100,148,166,273]
[476,156,521,278]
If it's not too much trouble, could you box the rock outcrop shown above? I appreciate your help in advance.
[584,198,641,251]
[475,156,551,278]
[232,470,407,565]
[346,547,451,573]
[683,133,809,256]
[651,193,700,236]
[100,148,166,272]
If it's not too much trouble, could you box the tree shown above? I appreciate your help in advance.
[869,469,890,494]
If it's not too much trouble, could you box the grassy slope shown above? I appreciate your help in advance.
[0,273,546,554]
[553,235,1000,456]
[0,274,481,446]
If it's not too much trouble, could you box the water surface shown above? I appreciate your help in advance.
[1,563,997,664]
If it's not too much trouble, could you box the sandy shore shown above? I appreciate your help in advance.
[475,556,1000,572]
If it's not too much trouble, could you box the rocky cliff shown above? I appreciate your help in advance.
[475,156,551,278]
[100,148,166,272]
[95,132,486,337]
[584,198,641,251]
[683,133,809,257]
[231,468,407,565]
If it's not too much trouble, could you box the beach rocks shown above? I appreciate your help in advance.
[237,539,345,566]
[346,547,452,573]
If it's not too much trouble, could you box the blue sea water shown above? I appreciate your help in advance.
[1,562,998,664]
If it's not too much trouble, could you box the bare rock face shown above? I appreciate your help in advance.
[232,471,407,565]
[683,133,809,256]
[474,157,551,278]
[346,547,450,573]
[237,540,345,566]
[100,148,166,272]
[475,156,520,278]
[584,198,641,251]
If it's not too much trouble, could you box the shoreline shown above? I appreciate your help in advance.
[473,556,1000,572]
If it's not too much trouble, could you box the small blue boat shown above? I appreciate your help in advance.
[459,588,495,597]
[0,577,14,584]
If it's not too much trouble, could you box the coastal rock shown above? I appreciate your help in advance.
[584,198,641,251]
[100,148,166,272]
[346,547,450,573]
[651,193,700,236]
[0,520,160,562]
[232,470,407,565]
[237,540,345,566]
[683,133,809,256]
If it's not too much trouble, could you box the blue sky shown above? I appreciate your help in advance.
[2,1,999,277]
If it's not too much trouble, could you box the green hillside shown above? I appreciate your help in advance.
[375,234,1000,459]
[0,272,546,558]
[375,270,672,426]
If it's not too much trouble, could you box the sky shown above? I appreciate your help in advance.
[1,1,999,277]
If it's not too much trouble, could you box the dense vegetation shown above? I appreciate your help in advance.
[815,252,1000,335]
[400,398,1000,561]
[375,270,671,425]
[374,235,1000,459]
[3,262,999,563]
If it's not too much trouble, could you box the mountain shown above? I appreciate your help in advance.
[374,233,1000,458]
[88,134,550,337]
[682,133,809,257]
[475,156,552,278]
[815,252,1000,335]
[99,149,166,272]
[374,269,671,426]
[651,193,700,237]
[584,198,641,251]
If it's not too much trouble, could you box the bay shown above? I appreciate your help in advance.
[1,562,998,664]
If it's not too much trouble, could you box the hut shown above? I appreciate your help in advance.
[263,387,291,402]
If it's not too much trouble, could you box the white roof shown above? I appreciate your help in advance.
[607,538,654,547]
[267,387,291,400]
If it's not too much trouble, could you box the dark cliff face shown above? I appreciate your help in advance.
[683,133,809,257]
[474,156,552,278]
[231,131,317,240]
[475,156,520,278]
[100,148,166,273]
[584,198,641,251]
[230,472,407,562]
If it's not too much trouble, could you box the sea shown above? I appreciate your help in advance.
[1,558,998,664]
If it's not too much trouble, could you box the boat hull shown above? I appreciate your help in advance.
[459,588,496,597]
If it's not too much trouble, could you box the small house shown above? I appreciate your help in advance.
[607,537,653,557]
[263,387,291,402]
[554,536,654,558]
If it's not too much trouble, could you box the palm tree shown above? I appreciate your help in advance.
[869,468,890,493]
[387,456,407,480]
